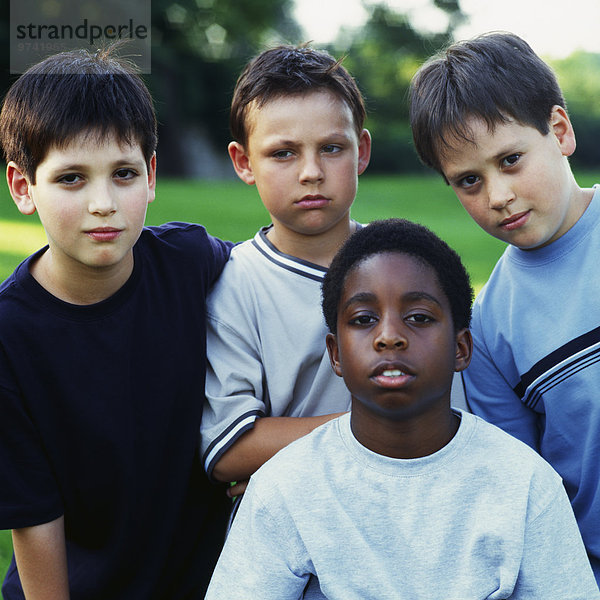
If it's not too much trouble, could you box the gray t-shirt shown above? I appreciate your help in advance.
[206,411,599,599]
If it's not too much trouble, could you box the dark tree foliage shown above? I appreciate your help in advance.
[0,0,597,175]
[147,0,302,175]
[327,2,465,173]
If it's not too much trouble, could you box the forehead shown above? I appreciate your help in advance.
[342,252,445,302]
[39,130,145,167]
[245,89,356,138]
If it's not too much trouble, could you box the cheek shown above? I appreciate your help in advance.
[42,202,80,231]
[254,168,287,198]
[456,194,487,223]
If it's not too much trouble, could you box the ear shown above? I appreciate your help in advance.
[6,162,36,215]
[147,152,157,204]
[325,332,343,378]
[357,129,371,175]
[454,328,473,373]
[549,105,576,157]
[228,141,255,185]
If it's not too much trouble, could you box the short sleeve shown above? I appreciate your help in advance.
[512,482,600,598]
[0,376,63,529]
[464,300,540,451]
[205,476,311,599]
[201,272,267,478]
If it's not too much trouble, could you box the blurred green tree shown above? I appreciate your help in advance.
[148,0,302,176]
[0,0,597,175]
[328,1,465,173]
[549,51,600,170]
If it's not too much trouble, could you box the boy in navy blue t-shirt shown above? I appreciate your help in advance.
[0,48,231,598]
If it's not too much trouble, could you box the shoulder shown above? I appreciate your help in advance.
[0,251,44,318]
[142,222,230,255]
[465,412,560,484]
[251,419,341,491]
[205,236,264,312]
[207,229,324,309]
[139,222,232,279]
[216,236,262,277]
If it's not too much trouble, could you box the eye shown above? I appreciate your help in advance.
[501,153,521,168]
[406,313,434,324]
[272,150,293,159]
[322,144,341,154]
[57,173,82,185]
[114,168,137,180]
[458,174,480,189]
[349,314,377,326]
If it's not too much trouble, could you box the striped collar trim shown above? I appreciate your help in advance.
[251,226,329,282]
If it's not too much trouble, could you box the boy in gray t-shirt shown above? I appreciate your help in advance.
[206,219,598,599]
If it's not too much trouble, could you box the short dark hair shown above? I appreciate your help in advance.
[322,219,473,334]
[409,31,566,175]
[230,44,366,148]
[0,46,157,183]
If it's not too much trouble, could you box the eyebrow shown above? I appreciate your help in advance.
[341,291,376,313]
[403,291,443,307]
[49,156,145,174]
[341,290,443,311]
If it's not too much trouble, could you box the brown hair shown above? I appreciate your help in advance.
[409,32,566,175]
[0,46,157,183]
[230,44,366,148]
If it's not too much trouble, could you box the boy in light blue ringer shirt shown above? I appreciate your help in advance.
[410,31,600,582]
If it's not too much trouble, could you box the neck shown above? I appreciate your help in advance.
[30,249,134,305]
[350,401,460,459]
[267,218,356,267]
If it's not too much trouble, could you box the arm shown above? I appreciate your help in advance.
[463,303,540,450]
[512,486,600,598]
[12,515,70,600]
[211,412,344,483]
[205,478,310,600]
[202,262,348,483]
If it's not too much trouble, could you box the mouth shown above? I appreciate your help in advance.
[86,227,122,242]
[295,195,330,209]
[499,210,530,231]
[370,363,414,388]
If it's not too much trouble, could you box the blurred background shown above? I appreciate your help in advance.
[0,0,597,179]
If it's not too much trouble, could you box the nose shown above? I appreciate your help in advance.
[88,181,117,216]
[299,153,324,184]
[487,176,515,210]
[373,315,407,351]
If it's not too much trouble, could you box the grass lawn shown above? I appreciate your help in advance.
[0,172,515,287]
[0,171,597,587]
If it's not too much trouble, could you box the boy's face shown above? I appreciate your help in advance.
[228,90,370,253]
[8,132,155,282]
[439,107,586,250]
[326,252,471,425]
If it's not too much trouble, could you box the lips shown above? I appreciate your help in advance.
[86,227,122,242]
[295,195,329,209]
[370,362,414,388]
[499,210,530,231]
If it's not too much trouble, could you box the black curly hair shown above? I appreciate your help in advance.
[322,218,473,334]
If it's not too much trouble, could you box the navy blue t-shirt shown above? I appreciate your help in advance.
[0,223,232,599]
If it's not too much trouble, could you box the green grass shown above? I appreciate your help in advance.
[0,171,597,587]
[3,171,596,288]
[0,173,516,288]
